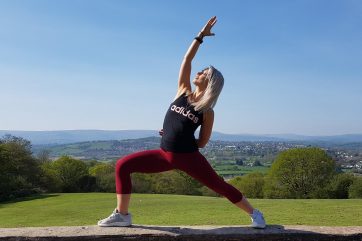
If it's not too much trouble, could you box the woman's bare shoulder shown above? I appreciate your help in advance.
[202,108,214,122]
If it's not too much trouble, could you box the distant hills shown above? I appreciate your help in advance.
[1,129,362,145]
[0,130,157,145]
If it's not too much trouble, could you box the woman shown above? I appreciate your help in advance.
[98,16,266,229]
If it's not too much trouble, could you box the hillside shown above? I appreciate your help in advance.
[31,137,362,175]
[32,137,161,160]
[2,130,362,145]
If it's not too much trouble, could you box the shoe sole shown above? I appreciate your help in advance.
[251,224,266,229]
[98,222,132,227]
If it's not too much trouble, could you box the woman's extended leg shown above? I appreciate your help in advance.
[233,196,254,214]
[172,151,253,214]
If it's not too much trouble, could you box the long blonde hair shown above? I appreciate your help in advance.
[191,65,224,113]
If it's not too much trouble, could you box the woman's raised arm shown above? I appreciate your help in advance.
[176,16,217,96]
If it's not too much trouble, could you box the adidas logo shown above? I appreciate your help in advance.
[170,105,199,124]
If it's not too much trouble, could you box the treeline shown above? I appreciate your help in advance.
[230,148,362,199]
[1,135,362,202]
[0,135,217,201]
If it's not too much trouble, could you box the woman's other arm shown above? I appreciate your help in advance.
[196,109,214,148]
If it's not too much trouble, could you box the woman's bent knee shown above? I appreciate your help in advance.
[115,156,133,174]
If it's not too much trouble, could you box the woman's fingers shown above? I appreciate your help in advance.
[200,16,217,36]
[209,16,217,24]
[206,16,217,32]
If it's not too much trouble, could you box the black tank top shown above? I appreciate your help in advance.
[160,93,203,153]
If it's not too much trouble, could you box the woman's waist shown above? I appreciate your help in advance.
[160,136,198,153]
[161,133,196,142]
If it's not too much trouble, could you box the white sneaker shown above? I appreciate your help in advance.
[98,209,132,227]
[250,209,266,229]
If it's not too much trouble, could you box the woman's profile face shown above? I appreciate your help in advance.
[192,68,210,88]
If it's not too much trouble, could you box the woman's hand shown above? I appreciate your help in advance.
[200,16,217,37]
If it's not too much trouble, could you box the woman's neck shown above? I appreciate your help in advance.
[191,87,204,102]
[189,91,204,102]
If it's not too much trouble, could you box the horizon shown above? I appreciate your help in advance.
[1,1,362,135]
[1,129,362,137]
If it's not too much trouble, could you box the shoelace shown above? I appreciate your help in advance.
[107,212,119,221]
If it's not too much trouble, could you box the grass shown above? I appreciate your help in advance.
[0,193,361,228]
[215,166,270,175]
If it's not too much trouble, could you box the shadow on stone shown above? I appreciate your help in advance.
[129,224,288,235]
[123,224,362,241]
[0,225,361,241]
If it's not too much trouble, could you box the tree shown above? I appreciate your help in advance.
[235,159,244,166]
[152,171,184,194]
[36,149,51,164]
[349,177,362,198]
[89,163,115,192]
[325,173,356,199]
[176,170,203,195]
[263,175,291,198]
[135,170,203,195]
[197,184,221,197]
[229,172,265,198]
[0,135,42,201]
[51,156,88,192]
[267,147,336,198]
[131,173,154,193]
[39,161,63,193]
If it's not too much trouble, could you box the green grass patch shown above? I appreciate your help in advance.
[0,193,361,228]
[216,166,269,175]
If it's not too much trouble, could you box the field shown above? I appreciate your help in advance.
[0,193,361,228]
[214,165,269,176]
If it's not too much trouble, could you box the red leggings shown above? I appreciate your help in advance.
[115,148,243,204]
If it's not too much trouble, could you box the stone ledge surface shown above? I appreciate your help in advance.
[0,225,361,241]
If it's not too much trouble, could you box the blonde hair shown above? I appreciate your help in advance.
[191,65,224,113]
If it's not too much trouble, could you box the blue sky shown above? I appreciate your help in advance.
[1,0,361,135]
